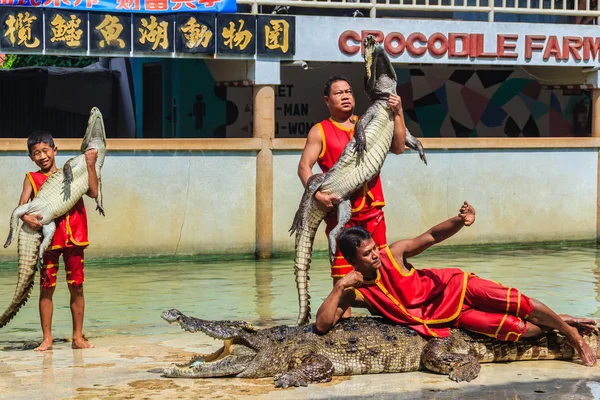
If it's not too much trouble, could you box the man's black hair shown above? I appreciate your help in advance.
[323,76,351,97]
[338,226,372,263]
[27,131,55,154]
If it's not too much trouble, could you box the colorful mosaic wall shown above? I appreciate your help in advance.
[396,68,591,138]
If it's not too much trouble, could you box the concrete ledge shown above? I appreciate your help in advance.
[272,137,600,150]
[2,137,600,152]
[0,138,264,152]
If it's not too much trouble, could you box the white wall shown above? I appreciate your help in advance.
[0,148,595,261]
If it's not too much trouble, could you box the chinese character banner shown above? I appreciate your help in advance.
[0,10,294,57]
[0,0,236,14]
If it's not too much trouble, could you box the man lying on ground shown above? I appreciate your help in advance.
[315,202,597,366]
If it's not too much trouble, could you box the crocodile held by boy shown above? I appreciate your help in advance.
[0,108,106,328]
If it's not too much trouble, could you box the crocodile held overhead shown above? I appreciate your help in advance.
[289,35,427,326]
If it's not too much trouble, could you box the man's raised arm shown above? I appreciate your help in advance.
[390,202,476,259]
[388,94,406,155]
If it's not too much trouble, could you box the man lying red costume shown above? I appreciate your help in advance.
[315,201,597,366]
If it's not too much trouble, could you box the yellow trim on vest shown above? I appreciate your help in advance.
[374,267,469,326]
[65,214,90,247]
[331,274,347,278]
[329,116,357,133]
[384,246,414,277]
[26,172,38,195]
[332,264,352,269]
[351,185,367,213]
[318,123,326,160]
[516,292,521,317]
[354,289,374,308]
[371,201,386,207]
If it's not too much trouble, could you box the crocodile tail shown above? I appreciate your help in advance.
[473,330,600,363]
[0,226,41,328]
[294,205,327,326]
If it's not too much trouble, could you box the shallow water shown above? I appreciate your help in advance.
[1,242,600,347]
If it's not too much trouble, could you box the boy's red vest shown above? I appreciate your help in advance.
[356,246,468,338]
[26,171,89,250]
[316,118,385,214]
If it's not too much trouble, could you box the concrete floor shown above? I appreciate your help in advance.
[2,333,600,400]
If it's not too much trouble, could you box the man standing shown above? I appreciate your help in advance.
[297,76,408,311]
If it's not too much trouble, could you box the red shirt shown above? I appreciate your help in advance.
[27,171,89,250]
[316,117,385,214]
[356,246,468,338]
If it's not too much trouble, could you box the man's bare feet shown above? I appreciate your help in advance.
[560,314,598,335]
[566,327,597,366]
[34,338,53,352]
[72,337,95,349]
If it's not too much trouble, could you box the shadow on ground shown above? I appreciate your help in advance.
[339,378,600,400]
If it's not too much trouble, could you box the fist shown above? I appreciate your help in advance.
[22,214,43,230]
[459,201,476,226]
[315,191,341,211]
[387,94,403,116]
[338,270,364,289]
[85,149,98,167]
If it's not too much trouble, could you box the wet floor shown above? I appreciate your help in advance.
[2,242,600,399]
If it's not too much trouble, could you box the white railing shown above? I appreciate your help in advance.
[238,0,600,22]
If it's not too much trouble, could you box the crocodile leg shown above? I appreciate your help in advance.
[38,222,56,267]
[405,129,427,165]
[98,177,105,216]
[274,354,334,388]
[421,336,481,382]
[4,204,29,248]
[64,158,74,186]
[353,111,375,166]
[327,199,352,266]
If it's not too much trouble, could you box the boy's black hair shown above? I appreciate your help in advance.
[27,131,55,154]
[324,76,352,97]
[338,226,372,263]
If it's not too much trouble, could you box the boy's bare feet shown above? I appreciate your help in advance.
[560,314,598,335]
[566,327,597,366]
[72,337,95,349]
[34,338,53,352]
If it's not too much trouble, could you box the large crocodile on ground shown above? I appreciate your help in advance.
[289,35,427,326]
[160,309,599,387]
[0,107,107,328]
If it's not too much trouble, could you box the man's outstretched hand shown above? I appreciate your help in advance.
[459,201,476,226]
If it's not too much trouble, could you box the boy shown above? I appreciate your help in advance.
[18,131,98,351]
[315,202,598,367]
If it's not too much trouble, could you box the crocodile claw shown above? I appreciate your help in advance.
[353,140,366,166]
[274,373,309,388]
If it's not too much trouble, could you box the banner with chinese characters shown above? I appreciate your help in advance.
[0,9,294,57]
[0,0,236,14]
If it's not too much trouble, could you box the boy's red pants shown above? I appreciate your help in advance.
[40,246,85,289]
